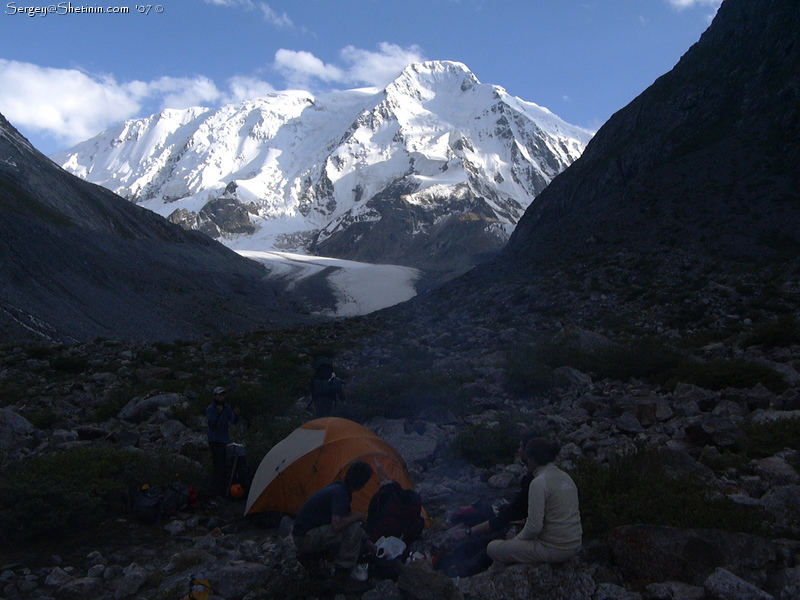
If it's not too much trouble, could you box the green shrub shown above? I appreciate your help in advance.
[0,448,203,544]
[48,355,89,373]
[570,448,766,539]
[342,371,465,421]
[740,316,800,348]
[451,420,520,469]
[505,347,559,396]
[740,416,800,460]
[20,407,58,429]
[528,335,788,393]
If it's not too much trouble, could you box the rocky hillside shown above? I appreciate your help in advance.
[0,317,798,599]
[412,0,800,351]
[506,0,799,267]
[0,114,313,344]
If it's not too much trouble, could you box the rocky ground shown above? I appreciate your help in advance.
[1,302,800,600]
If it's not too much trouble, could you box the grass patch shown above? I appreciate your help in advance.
[0,448,204,544]
[570,447,766,539]
[740,416,800,461]
[522,334,788,393]
[740,316,800,348]
[450,420,521,469]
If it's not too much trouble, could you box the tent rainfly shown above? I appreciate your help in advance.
[245,417,417,517]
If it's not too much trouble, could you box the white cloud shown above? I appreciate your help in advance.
[340,43,426,87]
[146,76,223,109]
[274,49,346,88]
[203,0,292,28]
[225,76,277,102]
[0,60,142,146]
[0,59,277,148]
[274,43,426,90]
[665,0,722,10]
[0,42,425,150]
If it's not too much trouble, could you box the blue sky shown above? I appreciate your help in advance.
[0,0,722,156]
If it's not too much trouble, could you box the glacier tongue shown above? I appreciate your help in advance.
[53,60,592,280]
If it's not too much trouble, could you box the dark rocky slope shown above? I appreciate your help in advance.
[0,115,311,343]
[408,0,798,336]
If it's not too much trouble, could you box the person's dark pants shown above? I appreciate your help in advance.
[314,398,334,418]
[438,530,506,577]
[209,442,227,497]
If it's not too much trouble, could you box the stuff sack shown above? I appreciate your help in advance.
[449,500,496,527]
[225,443,251,492]
[365,481,424,545]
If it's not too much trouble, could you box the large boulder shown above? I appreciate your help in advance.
[455,559,596,600]
[117,393,186,423]
[367,418,440,465]
[397,560,463,600]
[606,525,776,587]
[0,408,34,451]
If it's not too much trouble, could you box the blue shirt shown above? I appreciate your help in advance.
[206,402,238,444]
[293,482,351,536]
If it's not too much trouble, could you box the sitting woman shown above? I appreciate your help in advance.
[486,438,582,566]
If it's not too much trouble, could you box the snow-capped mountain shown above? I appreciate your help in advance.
[54,61,592,282]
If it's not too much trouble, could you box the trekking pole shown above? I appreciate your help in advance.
[226,453,239,497]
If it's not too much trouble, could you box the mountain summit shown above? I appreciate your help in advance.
[54,61,591,282]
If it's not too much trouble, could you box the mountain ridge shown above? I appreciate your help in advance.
[54,61,591,282]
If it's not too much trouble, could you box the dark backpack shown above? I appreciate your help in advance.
[127,482,189,524]
[365,481,425,544]
[312,376,342,399]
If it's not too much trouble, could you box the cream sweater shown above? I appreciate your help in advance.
[516,463,582,550]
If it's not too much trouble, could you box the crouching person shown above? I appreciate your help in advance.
[487,438,582,566]
[293,461,376,591]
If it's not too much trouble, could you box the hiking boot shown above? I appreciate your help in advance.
[297,553,324,577]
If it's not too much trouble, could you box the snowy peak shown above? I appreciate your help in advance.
[54,61,592,281]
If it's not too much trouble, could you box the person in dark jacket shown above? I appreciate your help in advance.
[309,358,345,418]
[206,386,239,498]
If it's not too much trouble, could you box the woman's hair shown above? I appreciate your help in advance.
[524,438,560,466]
[344,461,373,491]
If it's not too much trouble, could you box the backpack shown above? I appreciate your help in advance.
[127,482,189,524]
[311,376,343,399]
[365,481,425,545]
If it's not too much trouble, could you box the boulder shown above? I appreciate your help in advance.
[644,580,706,600]
[703,567,773,600]
[397,560,463,600]
[117,393,186,423]
[366,418,440,465]
[607,525,776,587]
[753,457,800,487]
[455,559,595,600]
[0,408,34,450]
[758,486,800,537]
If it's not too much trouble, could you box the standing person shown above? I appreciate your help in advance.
[309,357,345,418]
[486,438,582,566]
[293,461,376,592]
[206,386,239,499]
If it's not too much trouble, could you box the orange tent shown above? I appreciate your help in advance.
[245,417,418,517]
